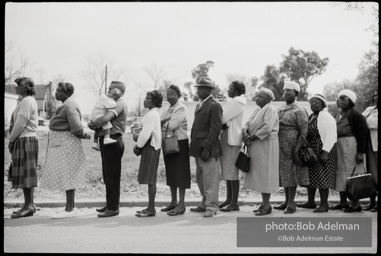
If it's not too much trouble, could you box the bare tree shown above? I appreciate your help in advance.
[5,41,35,84]
[143,63,166,90]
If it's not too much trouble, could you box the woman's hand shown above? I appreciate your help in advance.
[320,150,328,164]
[356,152,364,163]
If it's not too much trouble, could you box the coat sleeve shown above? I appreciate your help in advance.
[201,102,222,150]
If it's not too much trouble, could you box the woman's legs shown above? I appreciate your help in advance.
[148,184,156,212]
[219,180,232,208]
[65,189,75,212]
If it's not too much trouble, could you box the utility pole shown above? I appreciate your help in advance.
[105,65,108,94]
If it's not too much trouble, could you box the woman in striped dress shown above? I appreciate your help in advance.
[40,82,91,218]
[9,77,39,219]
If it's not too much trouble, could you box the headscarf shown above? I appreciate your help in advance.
[283,81,300,92]
[338,89,356,103]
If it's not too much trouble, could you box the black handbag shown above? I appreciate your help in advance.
[299,135,318,167]
[235,144,251,173]
[162,123,180,155]
[347,164,377,201]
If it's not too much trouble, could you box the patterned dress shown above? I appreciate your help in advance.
[278,102,309,187]
[306,115,337,189]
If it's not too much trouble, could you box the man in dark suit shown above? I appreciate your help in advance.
[189,77,223,217]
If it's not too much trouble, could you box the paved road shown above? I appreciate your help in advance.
[4,206,377,254]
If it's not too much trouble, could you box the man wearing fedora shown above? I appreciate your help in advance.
[189,77,223,217]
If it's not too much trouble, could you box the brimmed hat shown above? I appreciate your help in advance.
[194,77,215,89]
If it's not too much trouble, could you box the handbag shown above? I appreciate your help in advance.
[162,122,180,155]
[347,163,377,201]
[235,144,251,173]
[299,135,318,167]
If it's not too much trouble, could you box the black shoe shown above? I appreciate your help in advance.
[296,202,317,209]
[273,203,287,210]
[190,206,206,213]
[343,206,362,213]
[329,204,349,210]
[161,204,178,212]
[96,206,107,213]
[11,209,34,219]
[255,206,272,216]
[97,209,119,217]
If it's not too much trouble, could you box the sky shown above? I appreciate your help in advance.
[5,2,377,115]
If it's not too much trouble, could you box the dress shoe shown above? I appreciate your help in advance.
[167,207,186,216]
[203,209,216,217]
[313,206,329,213]
[96,206,107,213]
[329,204,349,210]
[190,206,206,213]
[255,206,272,216]
[161,204,178,212]
[296,202,317,209]
[253,205,263,213]
[218,201,229,209]
[11,209,34,219]
[220,205,239,212]
[98,209,119,218]
[284,207,296,214]
[273,203,287,210]
[343,206,362,213]
[363,204,376,211]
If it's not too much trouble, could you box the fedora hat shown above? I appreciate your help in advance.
[194,77,215,89]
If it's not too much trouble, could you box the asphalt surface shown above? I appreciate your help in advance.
[4,197,378,254]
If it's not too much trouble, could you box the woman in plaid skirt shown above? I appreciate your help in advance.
[40,82,91,218]
[8,77,39,219]
[133,90,163,217]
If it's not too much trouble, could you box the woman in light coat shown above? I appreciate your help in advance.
[219,81,247,212]
[242,88,279,216]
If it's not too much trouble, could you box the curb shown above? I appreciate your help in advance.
[3,197,352,209]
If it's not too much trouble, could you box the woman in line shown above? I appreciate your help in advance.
[9,77,39,219]
[160,85,191,216]
[362,89,378,212]
[275,81,309,214]
[242,88,279,216]
[219,81,247,212]
[134,90,163,217]
[297,94,337,213]
[330,89,369,213]
[40,82,91,218]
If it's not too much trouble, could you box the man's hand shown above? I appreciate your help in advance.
[200,148,210,162]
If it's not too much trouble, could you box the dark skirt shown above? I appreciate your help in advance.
[163,139,191,189]
[11,136,39,189]
[138,141,161,185]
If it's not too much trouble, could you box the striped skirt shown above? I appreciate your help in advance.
[40,130,87,192]
[11,136,39,189]
[138,141,161,185]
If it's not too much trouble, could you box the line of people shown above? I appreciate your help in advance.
[7,76,377,219]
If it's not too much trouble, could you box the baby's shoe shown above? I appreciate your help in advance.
[92,142,100,151]
[103,137,117,145]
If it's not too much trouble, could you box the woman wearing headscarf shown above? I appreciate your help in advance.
[297,94,337,213]
[160,85,191,216]
[219,81,247,212]
[362,89,378,212]
[40,82,91,218]
[134,90,163,217]
[9,77,39,219]
[275,81,309,214]
[330,89,369,212]
[242,88,279,216]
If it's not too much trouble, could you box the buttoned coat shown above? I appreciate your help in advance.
[189,96,223,159]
